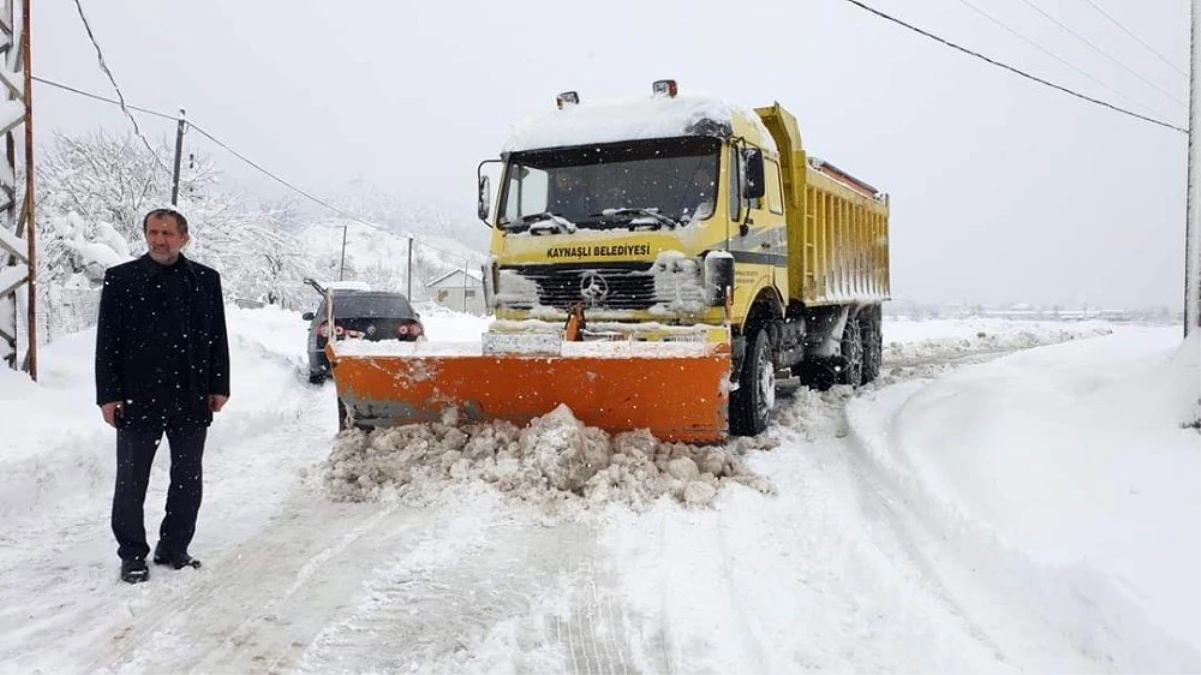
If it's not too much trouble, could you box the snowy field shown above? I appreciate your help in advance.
[0,308,1197,673]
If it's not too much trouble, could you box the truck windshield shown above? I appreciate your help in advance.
[499,137,721,232]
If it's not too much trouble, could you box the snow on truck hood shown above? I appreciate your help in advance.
[502,93,778,154]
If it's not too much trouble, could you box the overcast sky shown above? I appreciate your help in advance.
[34,0,1189,310]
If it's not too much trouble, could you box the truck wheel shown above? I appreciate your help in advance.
[861,305,883,384]
[730,329,775,436]
[836,313,864,387]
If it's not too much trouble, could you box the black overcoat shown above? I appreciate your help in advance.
[95,253,230,431]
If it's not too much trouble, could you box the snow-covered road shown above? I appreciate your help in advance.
[1,308,1196,673]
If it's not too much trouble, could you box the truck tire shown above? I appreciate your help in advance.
[861,305,883,384]
[836,313,864,388]
[730,329,775,436]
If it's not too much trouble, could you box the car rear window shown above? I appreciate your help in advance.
[330,294,414,319]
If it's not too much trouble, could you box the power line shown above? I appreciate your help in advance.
[840,0,1186,134]
[953,0,1177,121]
[31,75,176,121]
[184,123,386,230]
[1080,0,1188,79]
[185,123,475,261]
[32,75,477,264]
[35,75,392,233]
[1016,0,1186,109]
[70,0,171,174]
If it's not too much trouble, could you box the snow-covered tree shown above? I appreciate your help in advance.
[31,128,488,341]
[34,130,316,337]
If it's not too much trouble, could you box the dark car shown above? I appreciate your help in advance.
[303,287,424,384]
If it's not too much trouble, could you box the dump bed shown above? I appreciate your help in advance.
[756,104,890,307]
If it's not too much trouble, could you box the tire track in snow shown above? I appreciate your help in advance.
[715,507,770,673]
[296,504,600,673]
[182,502,400,673]
[841,382,1197,672]
[839,401,1010,664]
[549,524,638,675]
[285,503,643,675]
[83,496,404,674]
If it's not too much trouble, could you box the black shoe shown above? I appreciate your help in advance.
[153,546,201,570]
[121,558,149,584]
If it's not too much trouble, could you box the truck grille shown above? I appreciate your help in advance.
[509,264,656,311]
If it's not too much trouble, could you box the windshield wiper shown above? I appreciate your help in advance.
[510,212,578,235]
[591,207,679,230]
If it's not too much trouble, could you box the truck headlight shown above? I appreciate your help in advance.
[704,251,734,306]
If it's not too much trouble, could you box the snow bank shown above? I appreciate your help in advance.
[851,327,1201,669]
[884,317,1113,364]
[319,405,773,513]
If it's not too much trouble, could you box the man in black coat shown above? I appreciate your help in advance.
[95,208,231,584]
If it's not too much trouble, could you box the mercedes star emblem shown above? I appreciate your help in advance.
[579,271,610,305]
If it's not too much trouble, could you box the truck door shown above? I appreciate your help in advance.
[762,156,788,297]
[729,143,786,320]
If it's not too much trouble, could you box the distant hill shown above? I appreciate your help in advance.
[330,179,491,252]
[297,220,487,303]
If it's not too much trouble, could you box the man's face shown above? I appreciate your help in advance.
[145,215,189,265]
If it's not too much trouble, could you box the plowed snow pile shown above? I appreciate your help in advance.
[883,319,1113,363]
[320,405,773,510]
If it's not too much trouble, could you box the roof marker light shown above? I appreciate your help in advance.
[652,79,678,98]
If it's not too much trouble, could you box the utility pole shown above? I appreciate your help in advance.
[1188,0,1200,337]
[19,0,32,379]
[406,237,413,299]
[0,0,33,379]
[338,223,348,281]
[170,109,186,205]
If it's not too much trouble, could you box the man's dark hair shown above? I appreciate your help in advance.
[143,208,189,235]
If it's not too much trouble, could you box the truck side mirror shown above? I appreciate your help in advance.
[477,174,492,223]
[743,148,766,200]
[302,311,315,321]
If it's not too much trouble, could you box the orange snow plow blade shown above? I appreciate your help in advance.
[326,341,731,444]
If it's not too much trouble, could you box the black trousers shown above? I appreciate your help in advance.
[111,426,207,562]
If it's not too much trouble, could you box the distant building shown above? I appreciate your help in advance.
[427,269,486,315]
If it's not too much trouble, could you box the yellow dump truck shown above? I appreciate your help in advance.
[328,81,889,443]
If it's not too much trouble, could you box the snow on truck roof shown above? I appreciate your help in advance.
[502,92,779,155]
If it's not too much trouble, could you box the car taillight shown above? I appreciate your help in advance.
[317,322,344,338]
[397,321,424,338]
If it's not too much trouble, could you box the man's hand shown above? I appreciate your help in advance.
[101,401,123,428]
[209,394,229,413]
